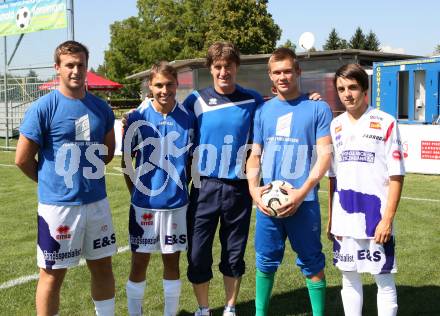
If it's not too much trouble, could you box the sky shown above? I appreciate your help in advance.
[1,0,439,78]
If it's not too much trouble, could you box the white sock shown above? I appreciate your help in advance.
[374,274,398,316]
[341,271,363,316]
[126,279,146,316]
[196,306,210,315]
[163,279,181,316]
[93,297,115,316]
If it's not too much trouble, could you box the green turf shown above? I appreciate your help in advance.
[0,151,439,315]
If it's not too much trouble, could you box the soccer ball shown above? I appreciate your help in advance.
[261,180,293,216]
[16,7,31,29]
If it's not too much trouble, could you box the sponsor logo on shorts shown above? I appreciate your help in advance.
[130,235,159,245]
[340,150,375,163]
[165,234,187,245]
[43,248,81,261]
[333,250,354,262]
[369,121,382,129]
[93,233,116,249]
[358,249,381,262]
[55,225,71,240]
[141,213,153,226]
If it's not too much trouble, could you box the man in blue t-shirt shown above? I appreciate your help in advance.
[122,62,195,316]
[246,48,333,316]
[183,42,265,316]
[16,41,117,316]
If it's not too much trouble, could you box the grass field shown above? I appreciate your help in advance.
[0,150,439,315]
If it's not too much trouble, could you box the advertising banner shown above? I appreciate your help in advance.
[0,0,67,37]
[399,125,440,174]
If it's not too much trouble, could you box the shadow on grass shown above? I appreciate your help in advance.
[178,285,440,316]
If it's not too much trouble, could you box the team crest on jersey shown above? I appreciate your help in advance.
[208,98,218,105]
[75,114,90,141]
[141,213,153,226]
[55,225,71,240]
[335,125,342,133]
[369,121,381,130]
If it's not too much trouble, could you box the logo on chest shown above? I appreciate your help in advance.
[369,121,381,130]
[362,133,385,142]
[275,112,292,137]
[75,114,90,141]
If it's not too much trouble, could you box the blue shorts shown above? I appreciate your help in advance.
[187,177,252,284]
[255,201,325,276]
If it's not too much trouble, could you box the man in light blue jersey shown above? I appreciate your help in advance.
[246,47,333,316]
[122,62,196,316]
[16,41,117,316]
[183,42,265,316]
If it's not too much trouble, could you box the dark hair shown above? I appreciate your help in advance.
[268,47,299,71]
[149,61,178,84]
[54,40,89,65]
[206,41,240,68]
[334,64,369,91]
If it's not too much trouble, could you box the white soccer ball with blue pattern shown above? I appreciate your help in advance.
[16,7,31,29]
[261,180,293,216]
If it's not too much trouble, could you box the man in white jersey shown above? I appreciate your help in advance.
[122,62,195,316]
[16,41,117,316]
[328,63,405,316]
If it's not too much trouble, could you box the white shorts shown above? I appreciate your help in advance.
[333,236,397,274]
[129,204,187,254]
[37,198,117,269]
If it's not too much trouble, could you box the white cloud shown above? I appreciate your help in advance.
[380,45,406,54]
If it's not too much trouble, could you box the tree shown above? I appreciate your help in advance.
[204,0,281,54]
[349,27,366,49]
[103,16,144,98]
[102,0,281,98]
[177,0,213,59]
[26,69,38,78]
[435,44,440,55]
[24,69,40,84]
[323,28,344,50]
[340,39,349,49]
[279,39,296,52]
[365,30,380,51]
